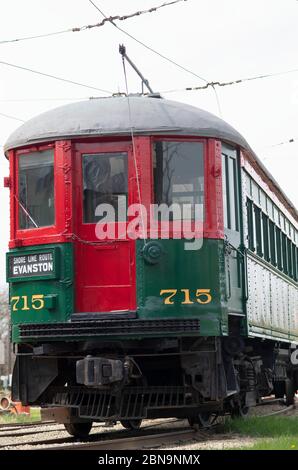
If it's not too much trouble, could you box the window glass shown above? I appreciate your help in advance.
[287,238,293,278]
[269,220,276,266]
[83,152,128,223]
[267,198,273,219]
[276,228,282,270]
[229,156,239,231]
[273,205,279,225]
[222,154,228,228]
[293,245,297,281]
[262,214,270,261]
[260,190,266,212]
[18,150,55,229]
[285,219,289,236]
[245,173,252,197]
[247,198,255,251]
[282,233,288,274]
[153,142,204,220]
[254,205,263,257]
[280,214,285,232]
[222,150,239,231]
[252,180,259,203]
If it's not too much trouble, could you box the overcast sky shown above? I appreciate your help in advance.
[0,0,298,287]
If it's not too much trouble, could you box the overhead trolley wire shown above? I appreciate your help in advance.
[0,0,189,45]
[88,0,208,84]
[0,60,112,94]
[0,112,25,122]
[261,137,298,149]
[161,67,298,93]
[0,28,73,45]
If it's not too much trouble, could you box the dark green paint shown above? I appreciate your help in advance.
[136,238,228,337]
[11,239,236,342]
[8,243,74,342]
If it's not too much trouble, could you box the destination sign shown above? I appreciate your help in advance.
[8,252,56,280]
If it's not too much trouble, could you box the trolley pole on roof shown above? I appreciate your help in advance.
[119,44,154,95]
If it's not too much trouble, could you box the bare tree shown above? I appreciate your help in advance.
[0,288,11,377]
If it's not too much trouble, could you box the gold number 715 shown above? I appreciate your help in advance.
[160,289,212,305]
[10,295,45,312]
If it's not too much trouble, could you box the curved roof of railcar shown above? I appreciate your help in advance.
[3,95,297,220]
[4,95,249,150]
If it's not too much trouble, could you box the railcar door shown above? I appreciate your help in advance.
[73,142,136,314]
[221,144,244,318]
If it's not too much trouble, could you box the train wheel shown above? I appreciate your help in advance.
[188,412,212,430]
[231,403,250,418]
[120,419,142,430]
[273,381,285,399]
[285,378,295,406]
[64,421,93,438]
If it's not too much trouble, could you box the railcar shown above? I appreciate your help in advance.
[4,95,298,437]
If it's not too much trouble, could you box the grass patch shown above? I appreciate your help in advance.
[223,416,298,450]
[224,415,298,438]
[238,437,298,450]
[0,407,41,424]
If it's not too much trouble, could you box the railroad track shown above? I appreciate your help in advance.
[0,399,295,450]
[40,404,298,451]
[0,418,187,450]
[45,428,209,451]
[0,420,54,431]
[259,404,295,417]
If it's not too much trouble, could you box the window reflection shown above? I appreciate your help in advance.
[83,153,128,223]
[153,142,204,220]
[18,150,55,229]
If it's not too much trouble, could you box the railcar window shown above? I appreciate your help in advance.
[82,153,128,224]
[293,244,297,281]
[252,181,259,203]
[153,142,204,220]
[254,206,263,257]
[269,220,276,266]
[222,150,239,232]
[245,170,298,282]
[262,213,270,261]
[247,199,255,251]
[288,239,293,278]
[18,150,55,229]
[276,228,283,271]
[282,233,288,274]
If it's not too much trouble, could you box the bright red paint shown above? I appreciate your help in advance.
[8,135,225,314]
[73,141,137,313]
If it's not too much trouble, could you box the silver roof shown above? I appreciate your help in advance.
[4,95,297,220]
[4,95,250,151]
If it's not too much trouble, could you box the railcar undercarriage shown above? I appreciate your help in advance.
[12,336,297,436]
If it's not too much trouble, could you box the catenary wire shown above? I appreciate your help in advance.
[88,0,222,115]
[0,60,112,94]
[0,112,25,122]
[88,0,208,84]
[0,0,189,45]
[161,67,298,93]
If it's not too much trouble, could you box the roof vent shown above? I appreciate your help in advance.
[147,93,163,99]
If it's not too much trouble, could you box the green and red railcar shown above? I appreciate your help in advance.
[4,96,298,436]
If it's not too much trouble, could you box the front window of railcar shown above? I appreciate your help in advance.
[18,149,55,229]
[153,141,204,221]
[82,152,128,223]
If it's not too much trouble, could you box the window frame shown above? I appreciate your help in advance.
[17,148,56,231]
[222,148,240,233]
[244,169,298,282]
[81,151,129,225]
[151,137,207,238]
[14,143,65,243]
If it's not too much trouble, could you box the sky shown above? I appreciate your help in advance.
[0,0,298,287]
